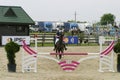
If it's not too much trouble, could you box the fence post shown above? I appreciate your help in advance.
[42,33,45,46]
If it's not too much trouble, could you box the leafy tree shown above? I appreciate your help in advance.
[67,20,75,22]
[67,20,87,23]
[100,13,116,25]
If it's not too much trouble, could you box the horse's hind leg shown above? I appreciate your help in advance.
[56,50,58,58]
[56,53,57,58]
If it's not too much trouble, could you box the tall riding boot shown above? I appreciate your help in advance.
[64,44,67,50]
[53,44,56,51]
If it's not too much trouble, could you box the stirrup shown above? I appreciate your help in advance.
[53,48,55,51]
[65,48,67,50]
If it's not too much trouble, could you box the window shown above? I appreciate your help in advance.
[4,8,17,17]
[16,26,25,32]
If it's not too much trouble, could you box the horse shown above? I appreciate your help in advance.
[55,34,66,59]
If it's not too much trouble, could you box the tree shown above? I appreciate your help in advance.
[100,13,116,25]
[67,20,75,22]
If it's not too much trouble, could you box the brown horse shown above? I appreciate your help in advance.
[55,34,66,59]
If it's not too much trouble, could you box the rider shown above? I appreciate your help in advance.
[53,28,67,51]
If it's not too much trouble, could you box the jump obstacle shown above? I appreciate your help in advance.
[22,36,115,72]
[22,40,37,73]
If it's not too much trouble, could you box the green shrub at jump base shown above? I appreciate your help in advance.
[113,42,120,72]
[5,40,20,72]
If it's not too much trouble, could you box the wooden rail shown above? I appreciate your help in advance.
[30,33,99,46]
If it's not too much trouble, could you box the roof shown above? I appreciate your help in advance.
[0,6,35,25]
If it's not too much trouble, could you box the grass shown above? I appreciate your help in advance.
[30,43,54,47]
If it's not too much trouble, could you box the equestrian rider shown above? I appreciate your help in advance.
[53,28,67,51]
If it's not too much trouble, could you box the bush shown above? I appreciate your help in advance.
[113,42,120,53]
[5,41,20,64]
[113,41,120,72]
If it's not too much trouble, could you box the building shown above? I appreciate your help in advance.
[0,6,34,45]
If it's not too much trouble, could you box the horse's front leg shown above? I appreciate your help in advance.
[58,50,63,60]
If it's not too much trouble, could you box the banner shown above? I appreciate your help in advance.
[2,36,30,45]
[63,36,78,44]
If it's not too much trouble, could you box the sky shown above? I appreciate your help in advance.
[0,0,120,23]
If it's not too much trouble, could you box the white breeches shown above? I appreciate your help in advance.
[55,38,59,44]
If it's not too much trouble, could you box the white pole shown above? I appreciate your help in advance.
[98,36,104,72]
[99,41,102,72]
[111,50,115,72]
[35,38,37,52]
